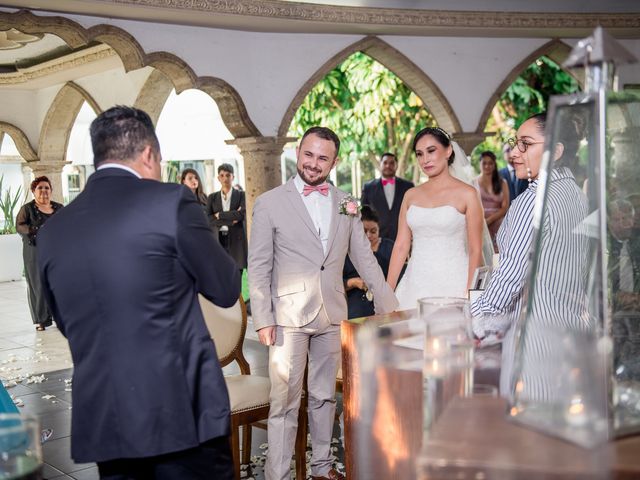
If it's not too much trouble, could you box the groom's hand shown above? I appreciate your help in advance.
[258,326,276,346]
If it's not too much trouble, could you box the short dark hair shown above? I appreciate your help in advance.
[412,127,455,165]
[217,163,234,175]
[360,204,379,224]
[300,126,340,158]
[31,176,51,192]
[90,106,159,168]
[380,152,396,162]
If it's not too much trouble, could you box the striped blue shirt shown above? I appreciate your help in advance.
[471,167,590,398]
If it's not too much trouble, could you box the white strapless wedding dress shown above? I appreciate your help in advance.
[395,205,469,310]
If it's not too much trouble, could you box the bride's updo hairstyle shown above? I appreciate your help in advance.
[412,127,455,165]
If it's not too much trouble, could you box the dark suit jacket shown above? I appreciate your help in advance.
[499,166,528,203]
[37,168,241,463]
[206,189,247,269]
[361,176,414,241]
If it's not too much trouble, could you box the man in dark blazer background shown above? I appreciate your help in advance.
[360,152,414,241]
[38,106,240,479]
[499,144,528,203]
[206,163,247,272]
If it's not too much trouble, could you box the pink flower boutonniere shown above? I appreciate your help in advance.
[339,195,361,216]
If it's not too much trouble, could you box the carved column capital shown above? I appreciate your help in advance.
[228,136,295,237]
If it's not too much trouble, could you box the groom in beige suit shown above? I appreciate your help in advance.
[249,126,398,480]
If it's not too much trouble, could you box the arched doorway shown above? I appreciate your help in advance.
[285,50,439,194]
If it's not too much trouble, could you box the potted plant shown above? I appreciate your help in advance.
[0,174,24,282]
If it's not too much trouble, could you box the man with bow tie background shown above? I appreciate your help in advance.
[249,126,398,480]
[360,152,414,241]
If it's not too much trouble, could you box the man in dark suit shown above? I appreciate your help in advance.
[38,106,240,479]
[499,144,528,203]
[360,152,414,241]
[206,163,247,271]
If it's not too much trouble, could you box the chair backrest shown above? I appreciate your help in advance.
[198,294,248,370]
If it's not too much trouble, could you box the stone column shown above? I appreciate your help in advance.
[28,161,69,204]
[203,159,216,195]
[227,136,295,238]
[451,132,494,157]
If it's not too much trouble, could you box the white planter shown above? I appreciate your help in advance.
[0,233,23,282]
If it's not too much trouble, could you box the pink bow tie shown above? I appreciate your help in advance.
[381,177,395,186]
[303,183,329,196]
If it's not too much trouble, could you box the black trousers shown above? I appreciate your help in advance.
[23,243,52,326]
[97,436,233,480]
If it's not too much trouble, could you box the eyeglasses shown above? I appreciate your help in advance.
[507,137,545,153]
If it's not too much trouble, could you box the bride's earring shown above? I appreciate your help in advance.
[526,167,532,183]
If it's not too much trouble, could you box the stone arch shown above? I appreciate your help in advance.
[278,35,462,137]
[0,121,38,162]
[38,82,101,163]
[0,9,259,139]
[475,39,581,133]
[134,69,174,126]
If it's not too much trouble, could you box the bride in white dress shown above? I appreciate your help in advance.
[387,127,485,310]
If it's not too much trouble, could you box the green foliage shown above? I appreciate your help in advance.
[289,52,435,189]
[472,56,580,168]
[290,53,580,185]
[164,160,181,184]
[0,175,23,234]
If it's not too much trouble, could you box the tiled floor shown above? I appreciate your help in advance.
[1,279,344,480]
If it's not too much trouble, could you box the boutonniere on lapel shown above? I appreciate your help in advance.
[339,195,361,216]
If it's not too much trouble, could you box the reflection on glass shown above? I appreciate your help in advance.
[418,297,474,439]
[509,87,640,446]
[0,414,42,480]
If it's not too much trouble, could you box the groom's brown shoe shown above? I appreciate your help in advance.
[311,469,345,480]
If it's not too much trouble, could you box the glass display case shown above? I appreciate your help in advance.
[509,27,640,447]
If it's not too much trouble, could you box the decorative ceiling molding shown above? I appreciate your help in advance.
[0,0,638,37]
[0,9,260,138]
[0,44,117,85]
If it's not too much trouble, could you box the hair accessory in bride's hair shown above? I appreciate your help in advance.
[433,126,451,140]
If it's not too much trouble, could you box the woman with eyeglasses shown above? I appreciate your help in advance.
[471,112,590,399]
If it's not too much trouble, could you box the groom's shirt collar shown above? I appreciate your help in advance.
[293,175,332,254]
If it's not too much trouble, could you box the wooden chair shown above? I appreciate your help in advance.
[199,295,308,480]
[199,295,270,479]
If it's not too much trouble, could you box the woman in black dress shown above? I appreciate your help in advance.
[16,176,63,331]
[343,205,395,319]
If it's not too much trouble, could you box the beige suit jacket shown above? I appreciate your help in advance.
[249,178,398,330]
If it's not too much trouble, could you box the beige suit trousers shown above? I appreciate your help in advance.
[265,309,340,480]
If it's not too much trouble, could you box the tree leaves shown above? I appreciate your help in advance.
[289,52,435,189]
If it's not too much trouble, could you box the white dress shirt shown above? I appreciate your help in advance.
[382,177,395,210]
[220,188,232,232]
[294,175,332,254]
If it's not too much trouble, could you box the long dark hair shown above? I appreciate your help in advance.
[180,168,207,205]
[480,151,502,195]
